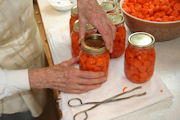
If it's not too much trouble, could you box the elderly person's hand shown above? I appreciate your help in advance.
[28,57,106,94]
[77,0,116,53]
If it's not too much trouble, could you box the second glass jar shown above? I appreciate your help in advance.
[124,32,156,83]
[79,34,110,76]
[69,6,78,34]
[107,13,126,58]
[71,20,97,57]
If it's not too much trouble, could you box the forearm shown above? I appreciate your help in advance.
[0,67,50,99]
[28,67,49,89]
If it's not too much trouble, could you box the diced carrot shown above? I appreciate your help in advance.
[160,89,163,93]
[134,3,142,11]
[154,5,160,11]
[177,16,180,21]
[148,8,154,16]
[156,18,162,22]
[160,5,169,12]
[153,0,160,5]
[137,0,145,4]
[172,10,179,17]
[159,11,166,17]
[167,8,173,15]
[174,3,180,11]
[137,13,143,18]
[122,87,128,93]
[122,0,180,22]
[162,16,169,21]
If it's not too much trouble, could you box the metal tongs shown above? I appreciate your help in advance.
[68,86,146,120]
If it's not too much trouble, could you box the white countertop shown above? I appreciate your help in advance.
[37,0,180,119]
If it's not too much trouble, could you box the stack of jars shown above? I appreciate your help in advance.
[70,2,124,58]
[69,2,156,83]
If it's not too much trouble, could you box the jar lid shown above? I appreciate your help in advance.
[73,20,94,32]
[81,34,107,55]
[107,13,124,25]
[128,32,155,47]
[100,1,115,12]
[71,6,78,16]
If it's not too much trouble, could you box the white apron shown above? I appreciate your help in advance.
[0,0,47,117]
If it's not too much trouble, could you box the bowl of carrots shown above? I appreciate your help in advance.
[120,0,180,41]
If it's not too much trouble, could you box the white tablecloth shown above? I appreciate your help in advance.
[37,0,180,119]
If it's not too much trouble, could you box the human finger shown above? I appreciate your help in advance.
[76,70,105,79]
[102,20,116,53]
[72,84,102,92]
[60,57,79,67]
[112,24,116,41]
[54,83,102,93]
[99,26,113,52]
[76,76,107,85]
[78,18,87,42]
[93,18,114,52]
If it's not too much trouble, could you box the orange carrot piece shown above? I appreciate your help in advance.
[123,87,128,93]
[174,3,180,11]
[160,89,163,93]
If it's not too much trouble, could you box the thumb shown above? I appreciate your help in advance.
[60,57,79,67]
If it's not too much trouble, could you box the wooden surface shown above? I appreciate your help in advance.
[33,2,62,119]
[33,2,54,66]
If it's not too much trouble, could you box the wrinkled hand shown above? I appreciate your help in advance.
[29,57,107,94]
[77,0,116,53]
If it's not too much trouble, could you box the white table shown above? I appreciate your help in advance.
[37,0,180,119]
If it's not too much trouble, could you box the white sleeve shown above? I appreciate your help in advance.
[0,68,30,99]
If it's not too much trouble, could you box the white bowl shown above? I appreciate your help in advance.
[49,0,76,11]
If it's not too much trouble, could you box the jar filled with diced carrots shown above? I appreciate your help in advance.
[69,6,78,34]
[71,20,97,57]
[80,34,110,76]
[100,1,116,13]
[124,32,156,83]
[107,13,126,58]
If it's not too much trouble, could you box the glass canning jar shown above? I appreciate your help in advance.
[124,32,156,83]
[80,34,110,76]
[69,6,78,34]
[107,13,126,58]
[71,20,97,57]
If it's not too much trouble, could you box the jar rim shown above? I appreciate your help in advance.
[128,32,155,48]
[107,13,124,25]
[100,1,116,12]
[71,6,78,16]
[81,34,107,55]
[73,20,94,32]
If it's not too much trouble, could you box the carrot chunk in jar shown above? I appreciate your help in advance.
[80,34,110,76]
[124,32,156,83]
